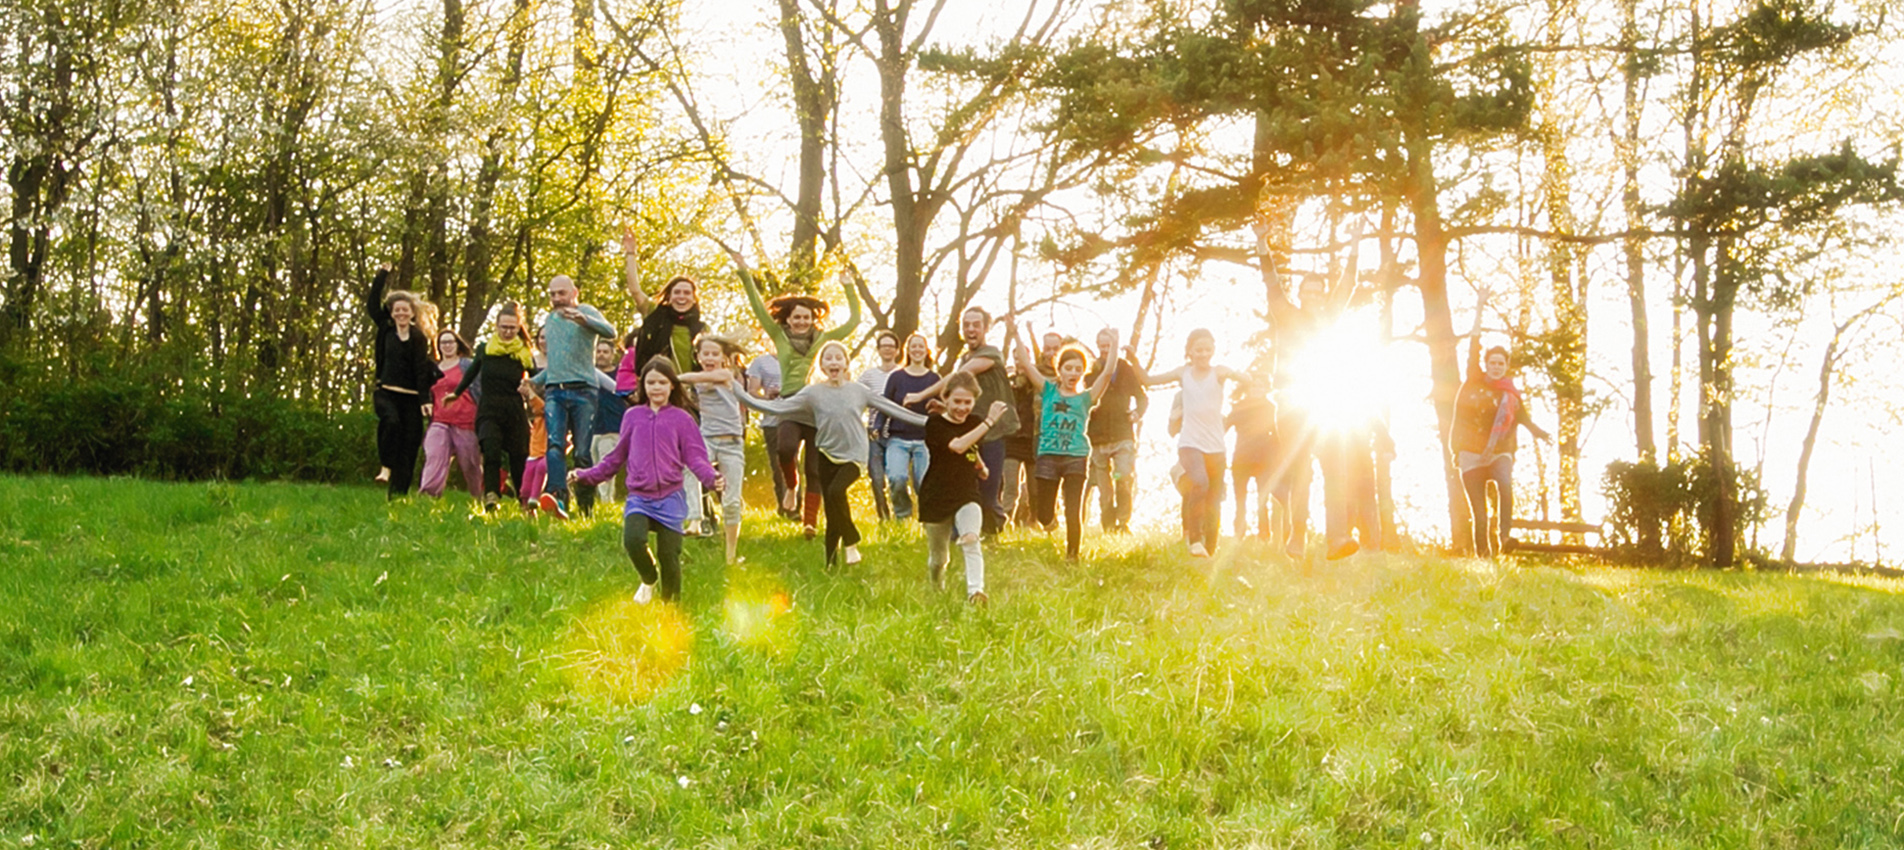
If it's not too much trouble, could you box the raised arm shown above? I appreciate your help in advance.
[821,264,864,344]
[1466,285,1489,381]
[365,265,392,327]
[620,227,656,315]
[949,401,1010,455]
[1013,341,1048,391]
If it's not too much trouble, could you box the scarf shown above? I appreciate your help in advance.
[486,334,535,370]
[636,303,706,370]
[1482,375,1521,456]
[786,328,817,358]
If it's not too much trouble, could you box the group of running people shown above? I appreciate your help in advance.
[364,227,1549,606]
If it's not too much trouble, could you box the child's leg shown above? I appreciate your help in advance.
[1033,473,1060,530]
[1061,472,1085,559]
[622,513,659,587]
[655,524,685,601]
[820,456,860,562]
[924,520,952,587]
[954,503,986,596]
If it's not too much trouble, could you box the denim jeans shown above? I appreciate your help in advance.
[867,434,892,521]
[884,437,929,520]
[543,386,597,508]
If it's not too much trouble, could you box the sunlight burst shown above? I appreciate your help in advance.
[560,596,694,704]
[1283,311,1393,433]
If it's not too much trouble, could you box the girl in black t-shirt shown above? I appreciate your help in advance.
[919,372,1009,606]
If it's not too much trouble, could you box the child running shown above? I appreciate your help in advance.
[733,340,926,567]
[679,333,750,564]
[1146,328,1252,558]
[1014,339,1119,561]
[919,372,1010,605]
[569,357,722,604]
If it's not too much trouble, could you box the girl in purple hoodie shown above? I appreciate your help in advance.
[570,357,722,604]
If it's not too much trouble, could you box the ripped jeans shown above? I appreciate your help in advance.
[925,502,986,595]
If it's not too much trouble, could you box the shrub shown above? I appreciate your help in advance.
[1602,449,1767,565]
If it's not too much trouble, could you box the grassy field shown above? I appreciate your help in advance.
[2,475,1902,848]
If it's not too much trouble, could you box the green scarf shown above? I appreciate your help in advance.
[487,334,535,370]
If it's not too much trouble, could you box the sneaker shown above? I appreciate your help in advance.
[1187,542,1209,558]
[633,583,655,604]
[538,493,569,521]
[483,496,499,515]
[1326,538,1360,561]
[802,524,817,541]
[374,467,391,483]
[843,545,862,565]
[967,591,989,607]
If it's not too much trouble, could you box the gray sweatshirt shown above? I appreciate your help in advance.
[735,379,927,467]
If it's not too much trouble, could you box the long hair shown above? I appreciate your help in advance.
[384,290,438,340]
[1055,344,1089,374]
[434,328,471,359]
[902,332,934,369]
[637,355,697,415]
[768,294,830,327]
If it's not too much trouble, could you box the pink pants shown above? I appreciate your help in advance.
[420,423,483,498]
[521,457,547,503]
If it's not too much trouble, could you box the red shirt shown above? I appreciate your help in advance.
[430,361,479,429]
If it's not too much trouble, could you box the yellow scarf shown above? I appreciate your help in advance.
[487,334,535,370]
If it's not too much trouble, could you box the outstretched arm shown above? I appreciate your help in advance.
[448,352,484,402]
[620,226,656,315]
[732,381,802,417]
[864,387,929,429]
[679,368,734,385]
[1144,364,1187,387]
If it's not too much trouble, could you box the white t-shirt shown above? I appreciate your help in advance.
[1177,367,1226,454]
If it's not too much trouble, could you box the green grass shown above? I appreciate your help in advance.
[3,475,1903,848]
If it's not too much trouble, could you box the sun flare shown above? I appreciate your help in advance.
[1282,311,1393,432]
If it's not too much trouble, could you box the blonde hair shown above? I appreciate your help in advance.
[383,290,438,340]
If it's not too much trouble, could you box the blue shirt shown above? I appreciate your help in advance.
[1035,382,1091,458]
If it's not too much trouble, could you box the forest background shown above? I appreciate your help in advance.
[1,0,1900,567]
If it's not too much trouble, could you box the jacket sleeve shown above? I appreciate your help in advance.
[365,268,393,328]
[677,412,720,487]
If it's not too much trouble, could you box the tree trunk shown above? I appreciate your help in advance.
[873,0,931,338]
[776,0,833,287]
[1406,135,1471,552]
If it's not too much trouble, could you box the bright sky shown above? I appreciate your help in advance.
[656,0,1901,561]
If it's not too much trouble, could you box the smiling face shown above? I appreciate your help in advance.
[390,298,414,328]
[876,334,899,365]
[961,310,988,346]
[1188,336,1215,368]
[946,386,977,421]
[666,278,697,312]
[644,369,674,407]
[1042,333,1062,355]
[905,335,929,368]
[1485,351,1508,381]
[786,305,814,336]
[437,331,460,360]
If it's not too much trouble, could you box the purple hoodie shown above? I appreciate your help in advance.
[573,404,718,498]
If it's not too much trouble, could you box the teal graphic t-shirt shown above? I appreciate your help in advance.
[1036,382,1091,458]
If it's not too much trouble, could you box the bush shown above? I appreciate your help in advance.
[0,360,375,483]
[1602,449,1767,565]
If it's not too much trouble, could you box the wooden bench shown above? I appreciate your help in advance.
[1505,519,1604,556]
